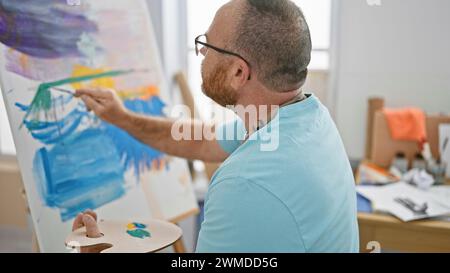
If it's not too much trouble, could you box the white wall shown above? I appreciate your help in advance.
[147,0,188,94]
[332,0,450,159]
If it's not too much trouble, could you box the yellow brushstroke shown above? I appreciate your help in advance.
[70,65,159,100]
[159,160,166,171]
[139,85,160,99]
[151,159,166,171]
[70,65,116,90]
[179,173,189,187]
[117,85,160,100]
[19,52,29,72]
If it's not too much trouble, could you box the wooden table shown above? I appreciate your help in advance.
[358,212,450,253]
[358,177,450,253]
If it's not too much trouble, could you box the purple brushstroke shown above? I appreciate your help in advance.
[0,0,99,58]
[0,8,6,34]
[5,49,78,81]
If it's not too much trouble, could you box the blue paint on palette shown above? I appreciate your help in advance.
[33,129,126,222]
[133,222,147,229]
[102,97,167,178]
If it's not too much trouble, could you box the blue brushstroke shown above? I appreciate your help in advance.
[33,128,125,222]
[25,112,84,145]
[102,97,167,178]
[19,95,168,221]
[0,0,99,58]
[15,99,87,145]
[14,102,28,112]
[17,96,127,221]
[24,109,86,145]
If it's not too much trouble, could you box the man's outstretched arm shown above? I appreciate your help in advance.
[75,88,229,163]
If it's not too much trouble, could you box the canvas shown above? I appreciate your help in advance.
[0,0,198,252]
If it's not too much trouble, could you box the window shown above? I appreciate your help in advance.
[0,89,16,155]
[297,0,332,69]
[186,0,332,120]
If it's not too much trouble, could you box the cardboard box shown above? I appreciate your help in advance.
[370,112,450,168]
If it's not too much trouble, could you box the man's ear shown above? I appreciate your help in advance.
[230,59,250,90]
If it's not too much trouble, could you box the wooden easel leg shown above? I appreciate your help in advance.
[365,97,385,160]
[22,187,40,253]
[32,231,40,253]
[173,238,186,253]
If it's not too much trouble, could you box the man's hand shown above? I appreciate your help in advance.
[75,88,130,127]
[72,209,102,237]
[71,210,110,253]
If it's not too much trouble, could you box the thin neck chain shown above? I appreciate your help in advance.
[244,92,307,141]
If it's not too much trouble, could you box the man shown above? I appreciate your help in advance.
[73,0,359,252]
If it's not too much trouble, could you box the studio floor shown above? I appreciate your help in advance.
[0,225,33,253]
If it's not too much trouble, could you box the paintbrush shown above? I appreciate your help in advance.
[50,87,76,96]
[41,68,152,97]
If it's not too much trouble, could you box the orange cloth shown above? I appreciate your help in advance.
[383,108,427,143]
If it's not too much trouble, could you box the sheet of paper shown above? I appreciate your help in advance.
[429,185,450,200]
[357,182,450,222]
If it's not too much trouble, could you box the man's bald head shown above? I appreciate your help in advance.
[229,0,312,92]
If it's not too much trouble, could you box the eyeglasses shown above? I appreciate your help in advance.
[195,34,251,80]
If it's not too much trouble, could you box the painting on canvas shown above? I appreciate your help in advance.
[0,0,198,252]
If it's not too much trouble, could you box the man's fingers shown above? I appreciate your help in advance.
[72,213,84,231]
[74,211,105,252]
[82,214,103,238]
[81,95,103,113]
[84,209,97,221]
[75,88,113,99]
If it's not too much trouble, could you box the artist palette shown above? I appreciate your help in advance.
[66,219,182,253]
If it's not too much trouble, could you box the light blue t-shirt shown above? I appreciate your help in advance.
[196,95,359,253]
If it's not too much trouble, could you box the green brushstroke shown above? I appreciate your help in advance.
[21,69,134,127]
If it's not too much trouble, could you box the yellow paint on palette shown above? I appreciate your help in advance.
[70,65,116,90]
[127,223,136,230]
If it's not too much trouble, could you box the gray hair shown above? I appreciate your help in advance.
[233,0,312,91]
